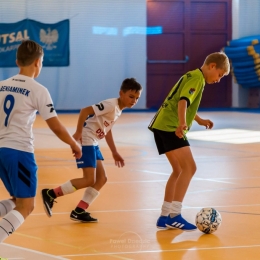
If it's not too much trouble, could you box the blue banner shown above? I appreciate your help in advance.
[0,19,69,67]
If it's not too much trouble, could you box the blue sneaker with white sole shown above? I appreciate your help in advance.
[156,216,169,229]
[165,214,197,231]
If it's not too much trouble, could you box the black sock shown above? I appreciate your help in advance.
[47,189,57,199]
[75,207,85,213]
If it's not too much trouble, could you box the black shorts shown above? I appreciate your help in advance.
[153,129,190,155]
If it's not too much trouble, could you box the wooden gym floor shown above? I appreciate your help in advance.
[1,111,260,260]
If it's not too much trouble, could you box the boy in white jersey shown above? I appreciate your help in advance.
[0,40,82,243]
[148,52,230,231]
[42,78,142,222]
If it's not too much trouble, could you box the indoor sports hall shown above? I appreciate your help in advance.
[1,1,260,260]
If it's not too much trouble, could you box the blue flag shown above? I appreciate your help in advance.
[0,19,69,67]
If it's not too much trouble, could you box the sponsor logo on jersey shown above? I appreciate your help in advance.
[162,102,168,108]
[189,88,195,95]
[95,103,104,111]
[96,128,105,139]
[12,78,25,82]
[46,104,55,113]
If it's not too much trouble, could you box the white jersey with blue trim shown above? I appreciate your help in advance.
[0,74,57,153]
[82,98,122,145]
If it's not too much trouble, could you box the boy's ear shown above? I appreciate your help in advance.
[209,62,217,69]
[35,58,40,67]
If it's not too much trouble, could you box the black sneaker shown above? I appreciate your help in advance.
[41,189,56,217]
[70,210,98,223]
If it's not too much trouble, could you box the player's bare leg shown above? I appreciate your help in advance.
[164,147,197,231]
[92,160,107,191]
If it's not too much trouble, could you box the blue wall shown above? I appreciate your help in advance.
[0,0,147,110]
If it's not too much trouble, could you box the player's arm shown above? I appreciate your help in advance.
[175,99,188,138]
[105,130,125,168]
[73,106,95,141]
[46,116,82,159]
[194,114,214,129]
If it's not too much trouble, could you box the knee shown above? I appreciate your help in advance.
[82,176,95,187]
[25,201,35,216]
[101,175,108,185]
[172,170,182,179]
[97,175,107,186]
[182,163,196,177]
[190,163,197,176]
[28,204,35,215]
[16,202,35,219]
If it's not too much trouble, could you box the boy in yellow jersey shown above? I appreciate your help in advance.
[148,52,230,231]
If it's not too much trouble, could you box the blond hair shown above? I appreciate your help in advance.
[204,52,230,75]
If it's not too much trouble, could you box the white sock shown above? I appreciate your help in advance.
[0,210,24,242]
[82,187,99,205]
[0,199,16,217]
[61,181,76,195]
[161,201,172,216]
[170,201,182,218]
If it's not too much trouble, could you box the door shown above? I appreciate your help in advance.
[147,0,232,108]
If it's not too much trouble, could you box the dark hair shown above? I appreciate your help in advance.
[16,40,43,66]
[120,78,142,92]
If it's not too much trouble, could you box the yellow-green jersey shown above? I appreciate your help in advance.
[149,68,205,132]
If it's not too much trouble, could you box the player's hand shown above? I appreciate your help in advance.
[198,119,214,129]
[73,131,82,144]
[70,141,82,159]
[112,151,125,168]
[175,124,188,138]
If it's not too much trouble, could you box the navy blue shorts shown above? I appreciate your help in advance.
[76,145,104,168]
[153,129,190,155]
[0,148,38,198]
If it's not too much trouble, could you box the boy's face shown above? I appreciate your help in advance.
[205,63,226,84]
[119,89,142,109]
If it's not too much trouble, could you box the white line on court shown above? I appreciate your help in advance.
[193,177,234,184]
[0,243,68,259]
[61,244,260,257]
[133,169,235,183]
[29,203,260,216]
[131,169,170,176]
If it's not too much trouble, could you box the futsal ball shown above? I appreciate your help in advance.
[195,208,222,234]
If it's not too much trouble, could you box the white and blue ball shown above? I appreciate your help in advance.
[195,208,222,234]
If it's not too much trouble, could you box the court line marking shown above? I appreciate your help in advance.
[13,232,82,250]
[218,210,260,216]
[60,244,260,257]
[132,170,236,184]
[1,242,68,259]
[30,203,260,216]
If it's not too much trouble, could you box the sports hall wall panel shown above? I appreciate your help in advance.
[0,0,147,110]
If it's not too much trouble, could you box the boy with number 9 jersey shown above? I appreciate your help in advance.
[42,78,142,222]
[0,40,82,243]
